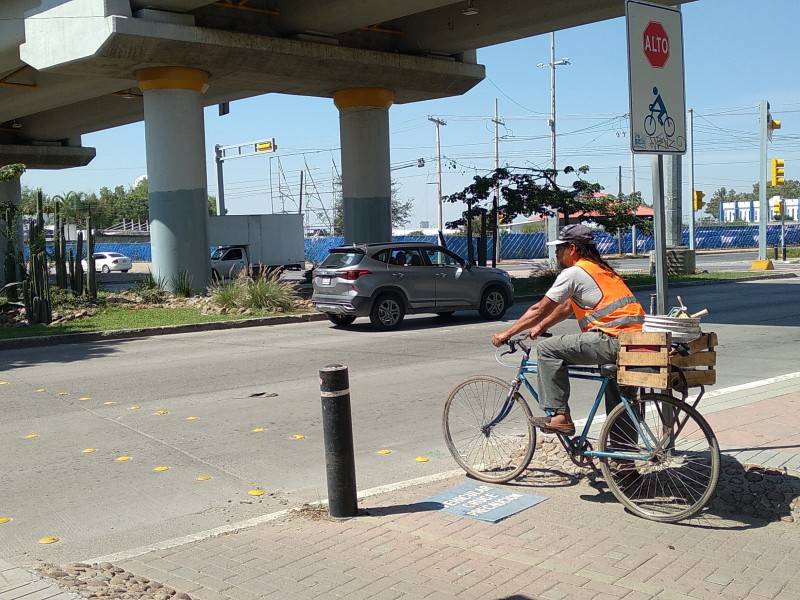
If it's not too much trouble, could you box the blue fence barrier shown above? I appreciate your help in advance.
[22,224,799,264]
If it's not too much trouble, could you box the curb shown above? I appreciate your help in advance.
[0,312,329,351]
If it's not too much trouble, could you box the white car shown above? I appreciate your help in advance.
[81,252,133,273]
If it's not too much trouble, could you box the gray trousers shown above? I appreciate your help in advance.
[536,331,622,416]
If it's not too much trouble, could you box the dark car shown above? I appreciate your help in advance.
[311,242,514,330]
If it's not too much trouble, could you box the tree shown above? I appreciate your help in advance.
[444,166,611,228]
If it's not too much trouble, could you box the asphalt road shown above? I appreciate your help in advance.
[1,277,800,565]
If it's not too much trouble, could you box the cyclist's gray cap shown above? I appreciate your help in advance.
[545,224,596,246]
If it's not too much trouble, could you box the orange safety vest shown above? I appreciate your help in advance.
[569,259,645,336]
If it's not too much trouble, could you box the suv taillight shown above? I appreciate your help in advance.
[337,269,371,281]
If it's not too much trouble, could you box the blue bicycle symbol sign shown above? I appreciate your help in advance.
[644,86,676,138]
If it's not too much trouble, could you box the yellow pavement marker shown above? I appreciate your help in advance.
[82,448,97,453]
[186,416,199,421]
[196,475,211,481]
[377,449,392,455]
[292,434,305,439]
[154,410,168,416]
[39,537,59,544]
[24,434,39,440]
[36,388,46,393]
[128,406,141,410]
[115,456,131,462]
[248,489,265,496]
[104,401,116,406]
[80,397,91,401]
[58,392,69,396]
[0,517,10,524]
[0,381,7,385]
[154,466,170,472]
[415,456,429,462]
[252,428,265,433]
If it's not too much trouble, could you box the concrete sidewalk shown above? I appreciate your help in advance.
[4,375,800,600]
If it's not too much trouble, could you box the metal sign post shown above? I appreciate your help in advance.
[214,138,278,216]
[627,0,686,314]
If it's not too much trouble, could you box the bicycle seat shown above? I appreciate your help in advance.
[600,364,618,378]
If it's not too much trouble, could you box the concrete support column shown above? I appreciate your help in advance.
[137,66,211,293]
[333,88,393,244]
[0,175,23,286]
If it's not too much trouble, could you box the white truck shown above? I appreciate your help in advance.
[208,214,305,280]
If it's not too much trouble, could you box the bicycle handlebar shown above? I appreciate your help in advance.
[501,332,552,357]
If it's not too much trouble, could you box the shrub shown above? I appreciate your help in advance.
[172,270,194,298]
[210,270,298,312]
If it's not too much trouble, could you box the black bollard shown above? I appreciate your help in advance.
[319,364,358,519]
[774,246,778,260]
[650,293,657,316]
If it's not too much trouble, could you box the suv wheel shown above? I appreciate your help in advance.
[369,293,406,330]
[479,286,508,320]
[328,314,356,327]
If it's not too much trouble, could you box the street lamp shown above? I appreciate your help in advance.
[537,31,570,265]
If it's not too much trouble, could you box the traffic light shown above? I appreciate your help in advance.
[772,198,784,218]
[767,103,781,142]
[771,158,785,187]
[692,190,705,211]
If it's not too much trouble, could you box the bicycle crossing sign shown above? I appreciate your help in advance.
[627,0,686,154]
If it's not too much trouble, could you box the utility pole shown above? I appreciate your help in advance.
[428,116,447,235]
[492,98,502,266]
[538,32,570,266]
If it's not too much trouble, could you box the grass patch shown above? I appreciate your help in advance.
[512,270,781,297]
[0,304,309,340]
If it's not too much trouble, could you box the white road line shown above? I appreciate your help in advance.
[86,469,464,565]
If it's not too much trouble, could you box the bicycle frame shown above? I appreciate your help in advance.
[502,349,661,463]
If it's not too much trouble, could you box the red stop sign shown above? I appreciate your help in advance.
[643,21,669,69]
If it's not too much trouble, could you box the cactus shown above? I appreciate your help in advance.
[74,230,84,294]
[86,214,96,299]
[53,201,68,289]
[21,199,52,325]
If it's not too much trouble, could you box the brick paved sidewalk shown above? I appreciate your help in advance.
[114,470,800,600]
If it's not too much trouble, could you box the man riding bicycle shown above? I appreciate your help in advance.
[491,224,645,436]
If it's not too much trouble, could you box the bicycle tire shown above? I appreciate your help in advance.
[443,376,536,483]
[664,116,676,137]
[644,115,657,136]
[598,393,720,522]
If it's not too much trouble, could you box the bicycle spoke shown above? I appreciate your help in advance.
[598,393,720,522]
[443,376,535,483]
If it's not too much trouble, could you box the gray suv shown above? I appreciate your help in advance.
[312,242,514,330]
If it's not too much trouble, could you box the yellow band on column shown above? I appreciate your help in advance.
[136,67,209,93]
[333,88,394,110]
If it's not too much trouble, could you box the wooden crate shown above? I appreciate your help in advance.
[616,331,718,388]
[670,332,717,387]
[617,331,672,388]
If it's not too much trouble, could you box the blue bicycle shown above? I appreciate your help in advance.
[442,335,720,522]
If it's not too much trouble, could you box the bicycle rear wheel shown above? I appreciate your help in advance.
[443,376,536,483]
[598,393,720,522]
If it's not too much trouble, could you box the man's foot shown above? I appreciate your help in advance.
[530,415,575,436]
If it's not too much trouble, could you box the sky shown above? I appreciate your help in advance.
[23,0,800,231]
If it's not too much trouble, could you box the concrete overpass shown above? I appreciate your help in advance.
[0,0,689,291]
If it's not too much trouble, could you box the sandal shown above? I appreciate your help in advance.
[530,416,575,436]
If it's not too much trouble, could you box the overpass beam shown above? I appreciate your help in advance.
[136,67,211,293]
[334,89,393,244]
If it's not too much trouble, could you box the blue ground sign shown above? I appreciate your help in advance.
[423,482,547,523]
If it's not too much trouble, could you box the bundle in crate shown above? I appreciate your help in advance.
[616,331,717,389]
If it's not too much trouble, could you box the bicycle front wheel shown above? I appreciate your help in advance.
[599,393,720,522]
[443,376,536,483]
